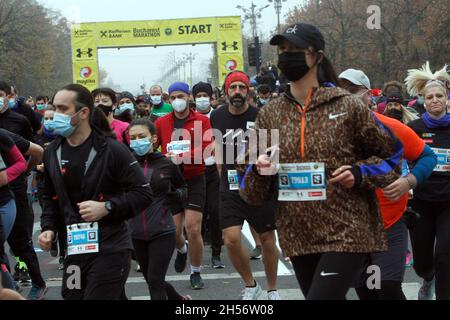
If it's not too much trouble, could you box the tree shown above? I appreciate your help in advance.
[0,0,72,97]
[283,0,450,91]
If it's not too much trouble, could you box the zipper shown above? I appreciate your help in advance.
[142,159,149,240]
[295,89,314,159]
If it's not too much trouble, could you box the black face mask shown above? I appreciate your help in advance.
[229,94,247,109]
[384,109,403,122]
[278,52,311,82]
[97,104,113,117]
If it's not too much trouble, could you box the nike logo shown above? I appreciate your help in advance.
[329,112,348,120]
[320,271,339,277]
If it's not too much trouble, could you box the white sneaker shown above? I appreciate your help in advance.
[242,282,262,300]
[267,291,281,300]
[136,263,141,272]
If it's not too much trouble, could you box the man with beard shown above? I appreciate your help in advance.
[210,71,281,300]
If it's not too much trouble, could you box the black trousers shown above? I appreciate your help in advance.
[410,198,450,300]
[291,252,367,300]
[7,191,45,287]
[132,233,183,300]
[202,165,222,257]
[62,250,131,300]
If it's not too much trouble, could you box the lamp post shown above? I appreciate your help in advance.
[236,2,270,73]
[268,0,287,35]
[183,52,198,87]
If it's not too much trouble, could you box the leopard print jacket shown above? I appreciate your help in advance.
[238,87,402,257]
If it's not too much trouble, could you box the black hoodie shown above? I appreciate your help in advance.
[129,152,187,241]
[41,129,153,254]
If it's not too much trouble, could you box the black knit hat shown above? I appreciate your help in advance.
[192,82,213,98]
[118,91,136,105]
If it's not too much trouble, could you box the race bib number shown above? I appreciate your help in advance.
[67,223,99,256]
[432,148,450,172]
[278,163,326,202]
[228,170,240,191]
[167,140,191,155]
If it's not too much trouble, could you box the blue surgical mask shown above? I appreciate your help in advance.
[0,97,4,109]
[36,104,46,111]
[259,98,268,105]
[130,138,152,156]
[417,96,425,105]
[115,103,135,115]
[151,96,162,105]
[8,98,16,109]
[52,112,79,138]
[43,120,55,131]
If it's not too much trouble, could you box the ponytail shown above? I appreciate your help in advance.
[316,55,342,88]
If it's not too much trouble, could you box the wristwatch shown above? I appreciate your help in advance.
[105,200,115,213]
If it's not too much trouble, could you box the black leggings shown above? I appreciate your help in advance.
[202,166,222,256]
[291,252,367,300]
[132,233,183,300]
[7,194,45,287]
[409,199,450,300]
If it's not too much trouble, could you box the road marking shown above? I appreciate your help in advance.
[131,284,422,300]
[44,271,293,288]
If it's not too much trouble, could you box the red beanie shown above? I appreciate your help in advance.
[225,71,250,93]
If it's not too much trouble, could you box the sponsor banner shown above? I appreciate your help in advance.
[71,16,243,88]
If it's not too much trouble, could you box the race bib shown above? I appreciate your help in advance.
[167,140,191,155]
[228,170,240,191]
[432,148,450,172]
[278,163,326,202]
[67,223,99,256]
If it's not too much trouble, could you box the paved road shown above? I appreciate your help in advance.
[8,202,424,300]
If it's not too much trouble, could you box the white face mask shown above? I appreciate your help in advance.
[196,97,210,111]
[151,95,162,105]
[172,99,188,113]
[0,97,7,114]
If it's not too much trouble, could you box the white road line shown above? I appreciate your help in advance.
[44,271,293,288]
[131,284,422,300]
[242,221,293,276]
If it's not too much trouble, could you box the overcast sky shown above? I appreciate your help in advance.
[38,0,302,94]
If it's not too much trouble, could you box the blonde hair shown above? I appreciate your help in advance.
[405,62,450,97]
[401,106,419,124]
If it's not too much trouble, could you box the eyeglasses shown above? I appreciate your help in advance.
[229,84,247,90]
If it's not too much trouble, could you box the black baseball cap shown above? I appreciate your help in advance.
[387,92,403,104]
[270,23,325,51]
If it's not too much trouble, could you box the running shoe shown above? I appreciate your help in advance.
[190,272,205,290]
[19,268,31,286]
[136,263,142,273]
[211,256,225,269]
[174,244,188,273]
[418,278,435,300]
[267,290,282,300]
[182,295,193,300]
[27,284,48,300]
[242,282,262,300]
[50,239,58,258]
[250,246,262,260]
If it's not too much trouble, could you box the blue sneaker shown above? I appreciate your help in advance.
[418,278,435,300]
[27,284,48,300]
